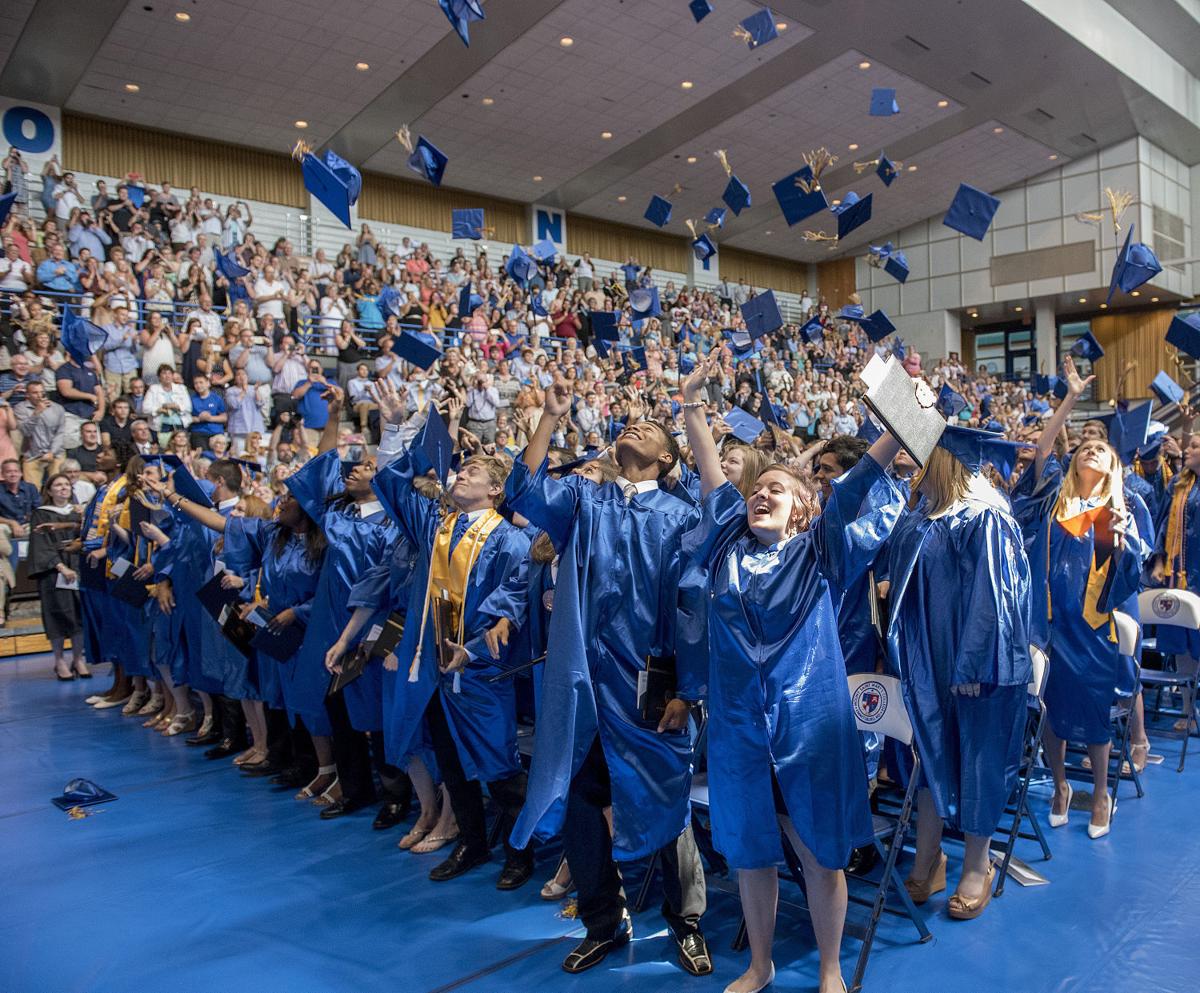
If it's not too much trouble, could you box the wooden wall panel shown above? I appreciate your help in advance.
[719,248,807,293]
[62,113,306,207]
[814,257,857,309]
[357,174,526,242]
[1090,307,1178,402]
[567,214,688,273]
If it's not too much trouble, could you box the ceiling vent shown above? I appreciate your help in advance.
[1024,107,1055,124]
[892,34,931,56]
[958,71,992,89]
[1070,132,1098,147]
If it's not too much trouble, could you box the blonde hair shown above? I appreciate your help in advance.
[910,446,972,517]
[751,464,821,535]
[722,443,770,500]
[463,452,512,490]
[1056,440,1125,518]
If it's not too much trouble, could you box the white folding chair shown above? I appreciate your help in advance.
[1137,588,1200,771]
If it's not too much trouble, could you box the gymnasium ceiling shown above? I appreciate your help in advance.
[2,0,1198,263]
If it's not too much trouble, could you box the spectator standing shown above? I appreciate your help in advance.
[66,420,106,486]
[291,360,332,450]
[224,368,266,450]
[268,335,307,417]
[100,307,141,395]
[52,173,84,231]
[15,382,66,488]
[188,373,228,451]
[142,365,192,441]
[253,264,289,323]
[55,351,104,450]
[139,311,178,385]
[465,373,500,444]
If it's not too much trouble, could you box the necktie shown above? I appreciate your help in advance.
[450,513,470,553]
[623,484,637,504]
[346,503,360,519]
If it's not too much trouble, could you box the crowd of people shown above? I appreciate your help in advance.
[4,161,1191,993]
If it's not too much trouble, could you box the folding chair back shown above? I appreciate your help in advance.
[848,673,913,746]
[1113,610,1139,657]
[1028,643,1049,701]
[1136,589,1200,772]
[1139,588,1200,632]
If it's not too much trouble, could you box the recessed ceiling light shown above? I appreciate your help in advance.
[532,175,543,182]
[831,199,842,206]
[969,312,979,318]
[617,195,626,202]
[937,99,949,108]
[686,156,697,163]
[858,61,871,70]
[1131,290,1141,297]
[765,230,773,235]
[1077,297,1087,304]
[124,83,140,92]
[907,164,918,172]
[1099,303,1108,309]
[294,120,308,129]
[356,62,370,71]
[600,131,613,139]
[481,97,494,105]
[560,36,574,47]
[776,22,787,31]
[174,11,191,22]
[1049,154,1059,160]
[681,81,694,90]
[993,126,1005,134]
[848,143,859,151]
[1151,296,1160,302]
[1014,306,1023,312]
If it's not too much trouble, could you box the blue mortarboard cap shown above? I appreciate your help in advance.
[937,424,1026,477]
[228,457,264,478]
[407,136,448,187]
[126,185,146,208]
[51,777,117,811]
[1138,428,1167,462]
[531,238,558,264]
[451,208,485,240]
[740,291,783,340]
[0,192,15,228]
[594,336,615,359]
[772,166,829,226]
[689,0,713,22]
[1070,330,1104,363]
[726,329,765,363]
[644,195,672,228]
[623,346,649,373]
[739,8,778,48]
[1022,414,1041,427]
[832,192,872,240]
[691,233,717,262]
[799,316,824,344]
[1166,312,1200,360]
[893,338,906,361]
[324,149,362,203]
[590,310,620,341]
[505,244,538,288]
[943,183,1001,241]
[380,284,403,317]
[857,408,883,444]
[301,149,362,228]
[847,308,895,342]
[980,394,994,417]
[1108,400,1153,466]
[439,0,485,46]
[629,287,661,320]
[705,206,727,228]
[213,248,249,281]
[169,460,215,509]
[1150,370,1185,406]
[1106,225,1162,304]
[1027,398,1050,415]
[884,251,909,284]
[839,301,865,321]
[456,282,483,319]
[549,449,605,476]
[1032,373,1061,396]
[394,329,443,370]
[876,154,899,187]
[416,410,454,486]
[759,397,784,429]
[722,175,751,216]
[60,306,107,366]
[679,350,697,374]
[724,407,765,443]
[870,88,899,116]
[935,385,965,417]
[1053,378,1069,400]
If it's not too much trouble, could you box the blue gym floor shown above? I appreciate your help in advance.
[4,653,1199,993]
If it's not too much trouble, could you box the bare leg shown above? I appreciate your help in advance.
[953,833,993,900]
[727,867,778,993]
[236,700,268,763]
[197,690,214,729]
[51,638,71,678]
[911,789,944,877]
[1130,693,1150,771]
[297,735,339,801]
[782,818,847,993]
[1087,741,1112,827]
[1041,725,1071,817]
[407,755,439,830]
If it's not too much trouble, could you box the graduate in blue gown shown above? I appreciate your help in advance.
[505,376,713,978]
[1011,356,1148,841]
[885,425,1033,920]
[680,350,903,993]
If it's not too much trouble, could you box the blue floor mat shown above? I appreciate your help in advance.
[4,654,1199,993]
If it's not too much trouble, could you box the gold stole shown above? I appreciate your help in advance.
[1055,501,1118,637]
[1165,475,1195,590]
[409,509,503,682]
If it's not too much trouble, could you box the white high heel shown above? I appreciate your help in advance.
[1048,783,1072,828]
[1088,794,1116,840]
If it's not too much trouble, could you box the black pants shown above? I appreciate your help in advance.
[266,706,315,775]
[368,730,413,806]
[216,695,247,747]
[425,690,531,864]
[326,689,377,807]
[566,735,706,940]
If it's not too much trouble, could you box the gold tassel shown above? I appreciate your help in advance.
[290,139,312,162]
[394,125,414,154]
[795,148,837,194]
[715,149,733,177]
[1104,187,1136,238]
[685,219,699,239]
[801,230,837,242]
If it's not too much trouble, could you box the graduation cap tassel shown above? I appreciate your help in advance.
[290,138,312,162]
[1104,187,1136,240]
[1111,359,1137,408]
[394,125,414,154]
[715,149,733,177]
[796,148,837,194]
[801,230,837,243]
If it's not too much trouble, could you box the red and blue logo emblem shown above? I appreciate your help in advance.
[853,680,888,725]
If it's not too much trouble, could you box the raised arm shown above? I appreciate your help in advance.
[680,348,725,497]
[1034,355,1091,475]
[142,470,228,533]
[522,376,571,472]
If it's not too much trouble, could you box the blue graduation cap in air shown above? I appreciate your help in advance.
[415,409,455,486]
[439,0,485,46]
[395,329,443,370]
[1166,311,1200,359]
[1108,400,1154,466]
[839,301,865,321]
[868,242,909,283]
[644,195,673,228]
[1070,330,1104,363]
[689,0,713,22]
[705,206,727,228]
[935,385,967,418]
[937,424,1027,478]
[407,135,448,187]
[679,350,698,374]
[60,306,107,366]
[214,248,249,281]
[1032,373,1061,396]
[943,183,1001,241]
[590,310,620,341]
[832,192,872,240]
[622,346,649,373]
[126,185,147,209]
[870,88,899,116]
[691,234,717,262]
[740,290,783,339]
[0,192,15,228]
[722,175,751,216]
[1106,225,1162,304]
[726,329,766,363]
[456,283,483,319]
[739,8,778,49]
[1150,370,1185,407]
[149,456,214,509]
[380,284,403,317]
[505,244,538,288]
[452,208,485,240]
[876,154,899,187]
[301,148,363,228]
[772,166,829,226]
[799,316,824,344]
[724,407,765,443]
[858,309,896,342]
[629,287,661,320]
[531,239,558,264]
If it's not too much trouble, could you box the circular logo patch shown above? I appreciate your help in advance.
[853,680,888,725]
[1153,594,1180,619]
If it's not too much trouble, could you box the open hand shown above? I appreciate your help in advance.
[484,618,511,660]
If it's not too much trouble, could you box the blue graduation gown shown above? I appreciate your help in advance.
[105,491,156,680]
[1012,458,1149,745]
[145,510,188,684]
[165,515,225,696]
[885,490,1033,836]
[689,458,901,870]
[79,483,117,668]
[223,518,322,713]
[371,447,530,778]
[286,450,398,734]
[505,459,700,862]
[195,502,258,700]
[1152,472,1200,657]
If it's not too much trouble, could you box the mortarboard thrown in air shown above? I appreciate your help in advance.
[689,0,713,23]
[727,329,765,363]
[644,194,673,228]
[772,165,829,226]
[877,153,899,187]
[1070,329,1105,363]
[590,310,620,341]
[149,456,214,509]
[867,242,909,284]
[531,239,558,264]
[394,328,443,370]
[869,87,899,116]
[1166,311,1200,359]
[937,424,1028,478]
[1032,372,1062,396]
[841,303,895,342]
[60,306,108,366]
[451,208,485,240]
[838,299,865,321]
[1107,400,1153,466]
[414,409,454,486]
[380,283,403,317]
[705,206,727,228]
[679,349,698,374]
[738,8,778,49]
[505,244,538,288]
[943,183,1001,241]
[0,191,16,228]
[740,290,783,339]
[1106,224,1162,304]
[549,449,605,476]
[439,0,485,46]
[799,315,824,344]
[692,233,717,262]
[456,283,483,319]
[629,286,662,320]
[214,248,249,280]
[832,192,872,240]
[724,407,766,443]
[722,175,751,216]
[622,345,649,373]
[300,148,363,228]
[406,135,448,187]
[126,185,147,209]
[1150,370,1185,406]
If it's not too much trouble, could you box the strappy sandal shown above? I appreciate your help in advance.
[411,829,459,854]
[398,822,435,850]
[164,711,198,737]
[295,764,338,801]
[904,850,947,905]
[947,864,996,920]
[311,776,341,807]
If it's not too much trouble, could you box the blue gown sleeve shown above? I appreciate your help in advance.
[222,517,270,574]
[462,528,532,663]
[684,481,747,569]
[284,450,341,526]
[811,456,903,591]
[475,554,532,633]
[1103,525,1150,612]
[371,444,441,548]
[347,561,392,611]
[504,456,583,554]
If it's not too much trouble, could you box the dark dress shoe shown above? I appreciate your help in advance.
[428,841,490,882]
[673,931,713,976]
[372,801,409,831]
[846,844,879,876]
[270,767,311,788]
[203,738,241,759]
[496,856,535,891]
[562,910,632,973]
[240,760,284,777]
[186,728,222,747]
[318,798,371,820]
